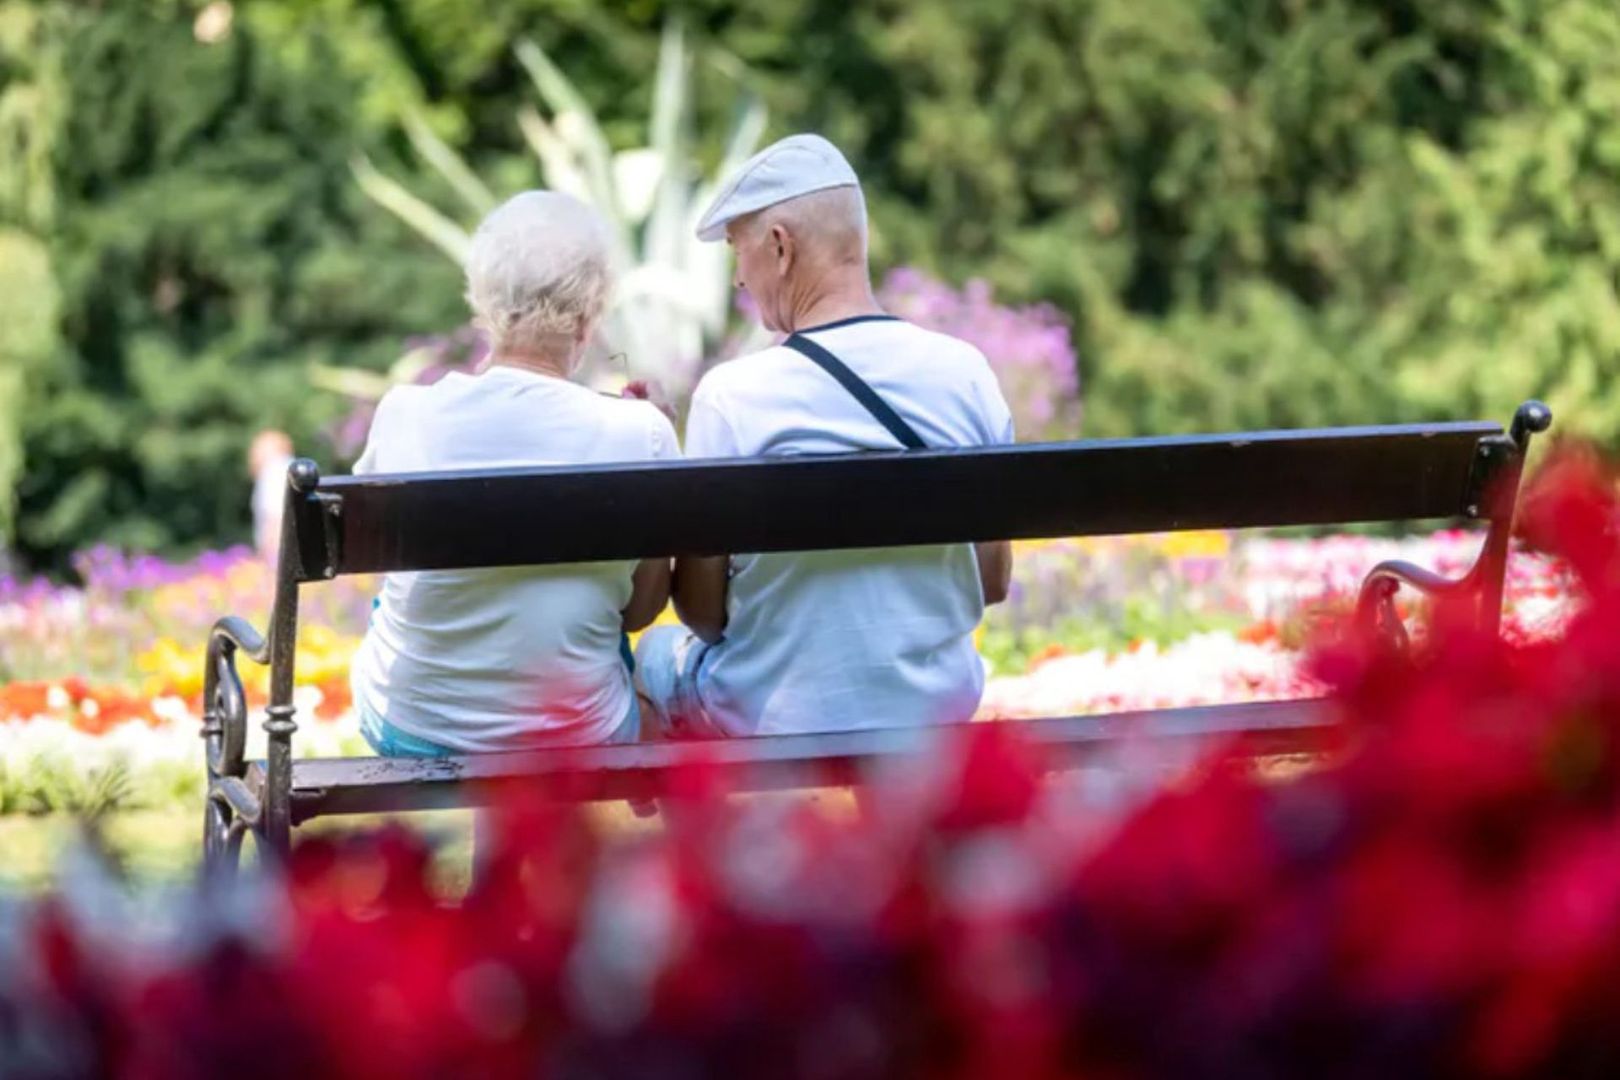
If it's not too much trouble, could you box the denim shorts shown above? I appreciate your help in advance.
[634,625,723,738]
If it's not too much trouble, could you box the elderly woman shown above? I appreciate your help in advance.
[349,192,678,756]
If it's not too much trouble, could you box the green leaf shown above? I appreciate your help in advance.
[514,37,624,227]
[402,111,497,218]
[351,153,472,265]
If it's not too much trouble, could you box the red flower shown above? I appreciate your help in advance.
[12,445,1620,1077]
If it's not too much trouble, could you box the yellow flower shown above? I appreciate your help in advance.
[296,625,359,685]
[134,626,365,700]
[135,637,203,698]
[1156,530,1231,559]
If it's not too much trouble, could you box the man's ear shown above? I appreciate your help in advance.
[770,223,793,270]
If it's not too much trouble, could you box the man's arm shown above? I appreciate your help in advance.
[621,557,671,632]
[973,372,1017,607]
[673,384,738,643]
[673,555,729,643]
[975,540,1013,606]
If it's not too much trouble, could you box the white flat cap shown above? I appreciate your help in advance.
[694,133,860,242]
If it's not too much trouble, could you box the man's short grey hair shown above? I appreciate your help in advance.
[743,185,869,264]
[465,191,615,352]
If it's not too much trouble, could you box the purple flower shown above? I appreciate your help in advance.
[878,269,1081,440]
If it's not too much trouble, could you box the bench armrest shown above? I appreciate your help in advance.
[203,616,271,780]
[1360,559,1471,599]
[202,614,275,869]
[1355,559,1481,652]
[1359,547,1505,644]
[1354,399,1551,653]
[211,614,270,664]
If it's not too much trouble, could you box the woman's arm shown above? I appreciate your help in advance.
[621,557,672,632]
[673,555,729,644]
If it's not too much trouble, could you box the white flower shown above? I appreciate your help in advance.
[150,696,192,725]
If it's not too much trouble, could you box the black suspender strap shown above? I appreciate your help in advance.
[782,331,928,450]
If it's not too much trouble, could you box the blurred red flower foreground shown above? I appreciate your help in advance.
[7,455,1620,1079]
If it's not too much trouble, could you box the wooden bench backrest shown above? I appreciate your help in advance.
[287,422,1507,582]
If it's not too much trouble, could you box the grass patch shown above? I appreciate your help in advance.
[0,791,863,893]
[0,806,481,892]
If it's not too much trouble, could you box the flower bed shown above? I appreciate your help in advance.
[0,460,1615,1077]
[0,547,374,812]
[0,530,1574,813]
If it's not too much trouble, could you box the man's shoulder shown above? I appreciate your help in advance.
[889,322,993,372]
[877,324,1011,441]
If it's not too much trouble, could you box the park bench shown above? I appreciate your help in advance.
[200,400,1551,871]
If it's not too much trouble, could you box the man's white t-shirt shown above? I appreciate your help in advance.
[349,366,680,752]
[684,314,1015,736]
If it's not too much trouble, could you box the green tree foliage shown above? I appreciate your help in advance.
[286,0,1620,443]
[0,2,64,546]
[11,1,462,568]
[695,0,1620,440]
[10,0,1620,565]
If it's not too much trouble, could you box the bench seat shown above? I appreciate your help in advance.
[268,699,1339,823]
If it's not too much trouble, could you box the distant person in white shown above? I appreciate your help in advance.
[636,134,1014,738]
[248,429,293,562]
[350,192,679,757]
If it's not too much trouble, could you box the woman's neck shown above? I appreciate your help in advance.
[488,346,574,380]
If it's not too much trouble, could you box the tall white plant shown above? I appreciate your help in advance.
[347,21,766,391]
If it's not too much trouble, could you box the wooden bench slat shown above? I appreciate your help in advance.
[285,700,1337,821]
[299,423,1500,579]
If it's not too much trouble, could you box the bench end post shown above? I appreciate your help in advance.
[1475,401,1552,637]
[1510,399,1553,450]
[261,460,319,858]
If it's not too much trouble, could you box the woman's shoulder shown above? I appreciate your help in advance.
[369,382,431,432]
[520,380,680,458]
[597,393,681,459]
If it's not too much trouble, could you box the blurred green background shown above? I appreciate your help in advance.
[3,0,1617,572]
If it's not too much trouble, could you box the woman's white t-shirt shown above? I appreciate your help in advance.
[349,366,680,752]
[684,316,1015,736]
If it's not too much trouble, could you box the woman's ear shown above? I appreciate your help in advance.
[569,316,597,372]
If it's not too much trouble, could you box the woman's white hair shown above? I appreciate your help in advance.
[464,191,615,353]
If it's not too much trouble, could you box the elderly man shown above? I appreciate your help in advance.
[637,133,1014,738]
[350,191,679,757]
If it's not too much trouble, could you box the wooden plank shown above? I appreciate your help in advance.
[301,423,1499,579]
[286,699,1339,822]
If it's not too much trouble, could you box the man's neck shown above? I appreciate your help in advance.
[789,283,885,334]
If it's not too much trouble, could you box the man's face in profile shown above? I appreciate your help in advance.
[727,217,784,334]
